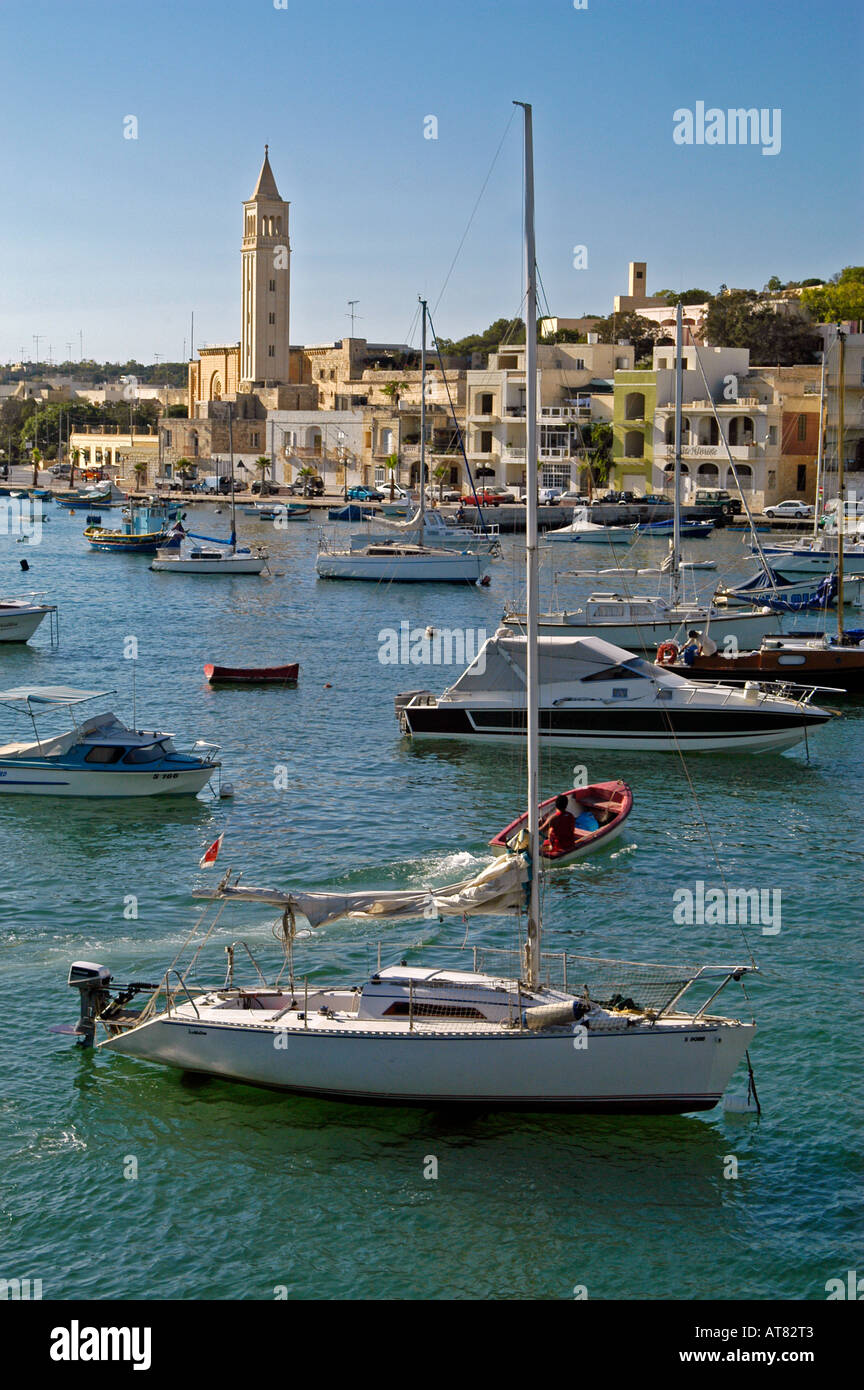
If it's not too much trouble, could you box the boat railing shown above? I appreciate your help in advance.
[388,943,753,1017]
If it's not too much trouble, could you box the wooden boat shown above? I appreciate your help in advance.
[667,633,864,694]
[489,780,633,866]
[204,662,299,685]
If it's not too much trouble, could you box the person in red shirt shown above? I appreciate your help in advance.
[540,795,577,857]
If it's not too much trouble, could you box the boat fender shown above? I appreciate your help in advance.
[522,1000,589,1032]
[656,641,679,666]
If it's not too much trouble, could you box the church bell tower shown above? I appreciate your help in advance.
[240,146,291,388]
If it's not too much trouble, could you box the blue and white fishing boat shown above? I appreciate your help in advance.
[0,687,221,797]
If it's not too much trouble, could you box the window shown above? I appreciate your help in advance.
[268,345,275,357]
[84,746,126,764]
[269,279,276,292]
[268,312,275,325]
[572,358,585,370]
[768,425,777,445]
[480,430,493,454]
[251,433,260,447]
[767,469,776,490]
[582,664,648,683]
[123,743,167,765]
[615,356,627,369]
[797,464,807,491]
[478,393,494,415]
[797,413,807,441]
[165,430,172,446]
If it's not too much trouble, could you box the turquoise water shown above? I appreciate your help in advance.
[1,509,861,1300]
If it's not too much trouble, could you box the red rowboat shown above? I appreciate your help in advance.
[204,663,299,685]
[488,779,633,866]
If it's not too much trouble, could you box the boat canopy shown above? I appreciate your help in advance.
[444,631,688,697]
[199,854,529,929]
[0,686,115,711]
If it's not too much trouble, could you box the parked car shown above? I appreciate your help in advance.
[288,476,325,497]
[251,480,281,496]
[558,489,591,505]
[51,462,72,478]
[692,489,743,516]
[764,499,814,519]
[463,488,512,506]
[639,494,668,505]
[376,482,409,500]
[346,485,381,501]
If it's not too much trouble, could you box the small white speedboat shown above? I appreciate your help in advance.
[545,508,636,545]
[0,687,220,797]
[0,595,57,643]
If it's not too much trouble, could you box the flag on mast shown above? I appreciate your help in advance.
[199,834,224,868]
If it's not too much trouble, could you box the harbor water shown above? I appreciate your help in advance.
[1,509,861,1300]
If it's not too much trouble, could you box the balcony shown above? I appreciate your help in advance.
[503,446,526,460]
[541,405,590,420]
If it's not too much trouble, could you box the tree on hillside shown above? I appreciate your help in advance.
[435,317,525,358]
[589,311,665,360]
[703,289,821,365]
[802,267,864,324]
[657,288,715,306]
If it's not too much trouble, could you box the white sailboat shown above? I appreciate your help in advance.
[316,301,491,584]
[62,103,759,1113]
[151,407,268,575]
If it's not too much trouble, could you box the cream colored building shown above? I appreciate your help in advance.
[464,341,634,492]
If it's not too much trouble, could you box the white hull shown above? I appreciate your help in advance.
[317,551,485,583]
[102,994,755,1111]
[528,608,780,649]
[0,606,51,642]
[0,763,214,797]
[767,550,864,580]
[406,724,810,754]
[151,554,266,574]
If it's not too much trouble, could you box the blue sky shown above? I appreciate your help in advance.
[0,0,861,364]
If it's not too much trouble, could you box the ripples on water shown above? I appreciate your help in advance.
[0,515,860,1299]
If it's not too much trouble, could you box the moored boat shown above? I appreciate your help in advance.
[205,662,299,685]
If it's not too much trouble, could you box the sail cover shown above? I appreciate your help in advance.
[200,854,529,928]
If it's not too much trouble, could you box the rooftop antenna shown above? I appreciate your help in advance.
[79,329,84,361]
[346,300,362,337]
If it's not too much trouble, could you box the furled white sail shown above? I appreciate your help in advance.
[198,854,528,929]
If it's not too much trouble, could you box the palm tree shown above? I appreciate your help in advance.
[385,452,399,502]
[255,455,270,493]
[70,447,80,490]
[30,446,42,489]
[133,461,148,493]
[174,457,193,491]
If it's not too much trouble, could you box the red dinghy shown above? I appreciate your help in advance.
[204,663,299,685]
[489,779,633,867]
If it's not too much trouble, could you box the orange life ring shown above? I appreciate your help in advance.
[656,641,679,665]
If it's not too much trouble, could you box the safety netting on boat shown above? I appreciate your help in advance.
[199,853,529,929]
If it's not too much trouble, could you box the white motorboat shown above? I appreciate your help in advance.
[545,507,636,545]
[58,103,761,1116]
[503,593,780,650]
[0,594,57,643]
[0,687,220,797]
[396,628,830,753]
[317,538,488,583]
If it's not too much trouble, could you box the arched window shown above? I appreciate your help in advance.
[210,376,222,401]
[728,416,754,446]
[697,417,719,445]
[189,432,199,457]
[696,462,720,484]
[624,392,645,421]
[624,430,643,458]
[735,465,753,490]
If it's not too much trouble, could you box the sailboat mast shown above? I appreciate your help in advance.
[672,302,683,606]
[228,404,237,553]
[419,298,427,528]
[837,329,846,644]
[516,101,541,992]
[813,346,827,543]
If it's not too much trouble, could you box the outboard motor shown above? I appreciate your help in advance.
[67,961,113,1046]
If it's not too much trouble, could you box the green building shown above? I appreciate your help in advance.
[612,370,657,493]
